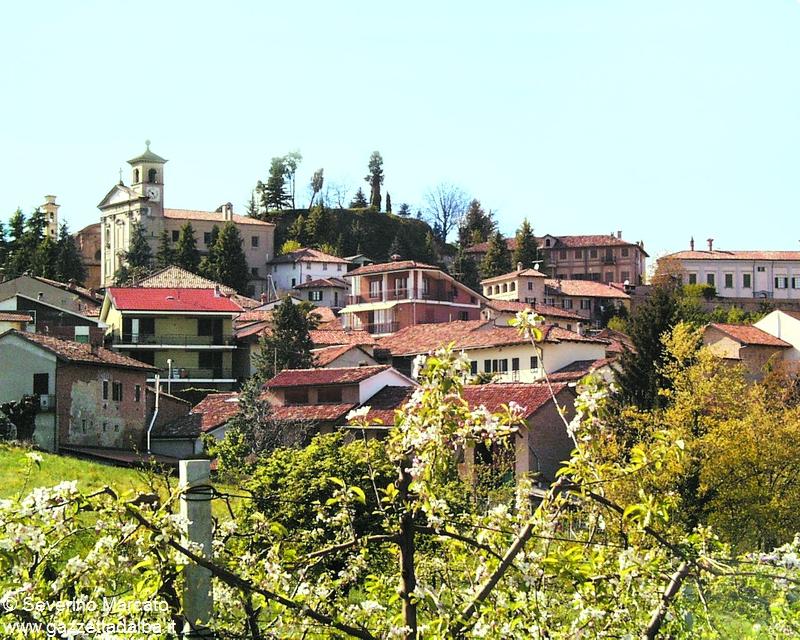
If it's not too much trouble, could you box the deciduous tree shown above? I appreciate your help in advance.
[424,183,468,242]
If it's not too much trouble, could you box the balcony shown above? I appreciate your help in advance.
[347,287,456,306]
[601,256,616,265]
[361,321,400,335]
[112,333,234,347]
[149,367,235,382]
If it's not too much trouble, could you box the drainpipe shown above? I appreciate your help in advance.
[146,374,160,454]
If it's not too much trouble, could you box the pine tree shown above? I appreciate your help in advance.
[397,203,411,217]
[511,218,538,269]
[253,296,318,379]
[124,221,153,270]
[262,157,291,211]
[175,222,200,272]
[350,187,368,208]
[614,283,680,411]
[480,231,512,278]
[31,235,58,278]
[0,221,8,268]
[54,223,86,284]
[306,205,330,245]
[246,190,260,218]
[458,199,495,248]
[453,246,481,292]
[418,231,439,264]
[365,151,384,210]
[155,230,177,268]
[24,208,48,255]
[385,193,392,214]
[288,214,310,246]
[212,222,250,293]
[6,209,28,276]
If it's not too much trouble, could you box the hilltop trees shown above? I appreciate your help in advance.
[480,230,512,278]
[365,151,384,210]
[308,168,324,208]
[258,157,292,212]
[53,223,86,283]
[511,218,538,268]
[457,199,495,247]
[349,187,368,208]
[424,182,469,242]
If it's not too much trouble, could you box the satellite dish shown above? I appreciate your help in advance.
[534,264,540,270]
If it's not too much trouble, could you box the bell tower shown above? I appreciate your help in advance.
[128,140,167,216]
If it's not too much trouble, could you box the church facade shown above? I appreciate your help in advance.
[98,142,275,295]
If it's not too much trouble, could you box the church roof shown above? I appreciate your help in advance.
[128,140,168,165]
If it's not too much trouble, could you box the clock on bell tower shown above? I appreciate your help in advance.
[128,139,167,214]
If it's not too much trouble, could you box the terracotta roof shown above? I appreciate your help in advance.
[549,358,614,382]
[135,266,236,294]
[234,321,270,340]
[0,330,156,371]
[310,329,376,347]
[484,300,584,321]
[266,365,390,388]
[293,277,349,290]
[707,323,791,348]
[664,250,800,261]
[360,386,416,425]
[163,208,274,227]
[191,392,241,432]
[462,383,570,418]
[346,260,440,277]
[108,288,243,312]
[378,320,605,356]
[0,311,33,322]
[309,306,338,324]
[230,294,262,309]
[270,247,349,264]
[545,279,630,300]
[594,328,634,355]
[481,268,545,285]
[270,403,357,422]
[312,344,373,367]
[236,309,274,324]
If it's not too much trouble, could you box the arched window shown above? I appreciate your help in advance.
[148,168,157,183]
[133,169,140,183]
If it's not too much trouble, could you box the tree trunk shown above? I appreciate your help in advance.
[398,460,417,639]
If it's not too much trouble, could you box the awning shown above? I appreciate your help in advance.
[340,301,399,313]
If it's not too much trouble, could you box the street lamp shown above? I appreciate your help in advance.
[166,358,173,395]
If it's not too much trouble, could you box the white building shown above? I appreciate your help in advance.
[755,310,800,361]
[268,248,351,295]
[662,240,800,300]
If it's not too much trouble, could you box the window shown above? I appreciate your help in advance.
[102,380,109,400]
[309,291,323,302]
[511,357,520,371]
[621,271,630,282]
[621,247,629,257]
[724,273,733,289]
[284,388,309,405]
[546,239,552,247]
[148,168,157,183]
[743,273,752,289]
[459,311,469,321]
[483,359,491,373]
[563,299,573,309]
[590,249,597,259]
[560,249,567,259]
[337,263,342,271]
[775,276,789,289]
[510,282,516,291]
[33,373,49,395]
[604,272,613,283]
[590,273,602,282]
[291,278,296,287]
[566,324,572,331]
[470,361,478,375]
[198,318,223,340]
[318,387,343,403]
[575,250,582,259]
[757,266,766,272]
[527,281,533,290]
[369,279,382,299]
[171,230,179,241]
[530,356,539,370]
[112,381,123,402]
[251,235,259,247]
[199,351,223,376]
[580,299,591,310]
[793,277,800,289]
[688,273,697,285]
[706,273,715,287]
[322,262,328,271]
[133,169,140,183]
[134,385,141,403]
[251,267,260,276]
[203,232,212,245]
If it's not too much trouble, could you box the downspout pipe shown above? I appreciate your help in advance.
[147,374,160,454]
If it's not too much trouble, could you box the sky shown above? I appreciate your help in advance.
[1,0,799,260]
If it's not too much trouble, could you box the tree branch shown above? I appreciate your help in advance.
[642,561,690,640]
[302,534,398,561]
[414,525,505,563]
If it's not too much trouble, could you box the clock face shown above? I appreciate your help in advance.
[146,186,161,202]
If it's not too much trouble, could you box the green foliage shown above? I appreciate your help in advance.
[54,223,86,284]
[30,234,58,278]
[458,199,495,247]
[385,192,392,213]
[287,213,310,245]
[397,202,411,216]
[306,204,331,246]
[480,230,512,278]
[283,150,303,209]
[154,229,176,268]
[124,220,153,270]
[349,187,369,208]
[175,222,200,272]
[365,151,384,210]
[308,168,324,208]
[208,222,250,294]
[260,156,291,211]
[253,296,318,379]
[279,239,302,255]
[511,218,538,269]
[452,245,481,291]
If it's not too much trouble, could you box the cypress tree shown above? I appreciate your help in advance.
[155,230,177,268]
[385,192,392,214]
[31,235,58,279]
[0,221,7,268]
[511,218,538,269]
[54,223,86,284]
[125,221,153,270]
[480,231,512,278]
[212,222,250,293]
[175,222,200,272]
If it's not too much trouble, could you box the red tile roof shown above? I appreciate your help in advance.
[270,403,357,422]
[594,328,634,355]
[310,329,376,347]
[236,309,274,324]
[545,279,630,300]
[191,392,241,432]
[346,260,440,277]
[481,268,545,284]
[271,247,349,264]
[1,330,156,371]
[461,383,570,418]
[360,386,417,425]
[234,320,270,340]
[484,300,584,321]
[549,358,615,382]
[312,344,373,367]
[309,306,338,324]
[294,277,349,289]
[163,208,274,227]
[266,365,390,388]
[707,323,791,348]
[0,311,33,322]
[108,288,243,312]
[134,266,237,294]
[377,320,605,356]
[665,250,800,261]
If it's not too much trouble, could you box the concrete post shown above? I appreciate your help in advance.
[179,460,213,638]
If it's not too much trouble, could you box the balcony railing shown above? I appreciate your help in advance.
[112,333,233,347]
[361,321,400,335]
[347,287,456,306]
[150,367,234,381]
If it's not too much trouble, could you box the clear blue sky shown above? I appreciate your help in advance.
[2,1,799,260]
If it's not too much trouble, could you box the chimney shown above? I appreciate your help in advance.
[37,292,44,301]
[690,237,695,251]
[617,230,622,239]
[517,262,523,271]
[390,254,401,261]
[68,278,77,290]
[260,293,268,303]
[221,203,233,221]
[213,285,221,298]
[707,238,714,252]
